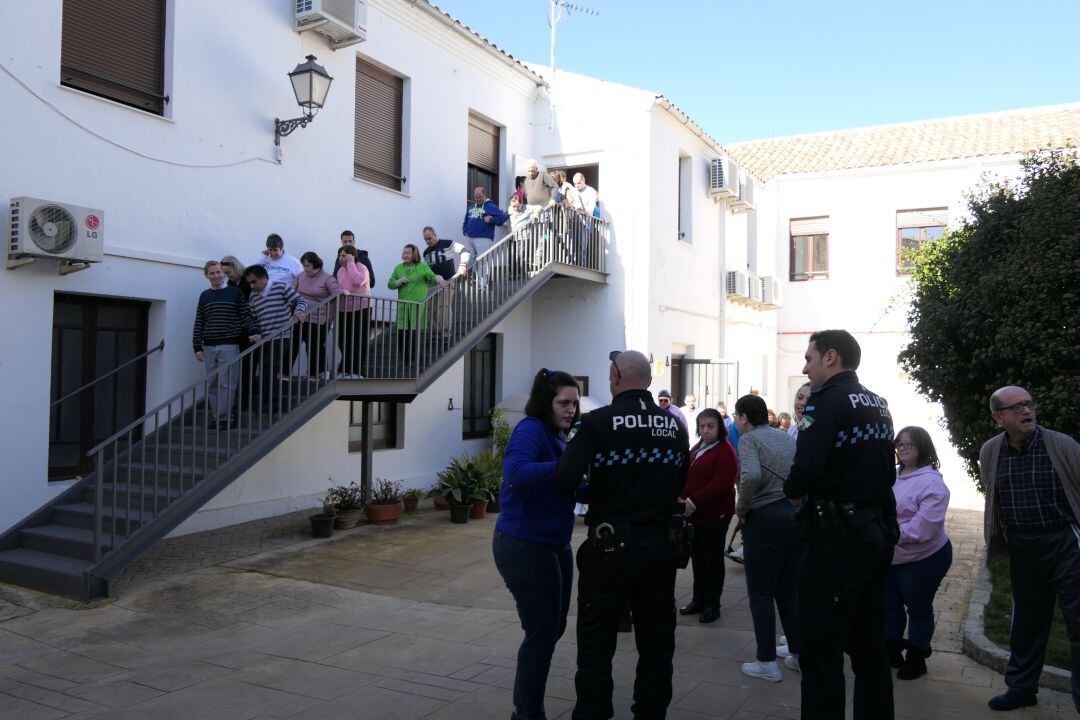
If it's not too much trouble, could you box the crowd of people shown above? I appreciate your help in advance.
[189,159,601,425]
[491,331,1079,720]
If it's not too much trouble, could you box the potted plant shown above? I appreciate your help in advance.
[486,408,511,512]
[310,497,336,538]
[475,448,502,514]
[434,453,491,524]
[403,488,423,513]
[367,478,404,524]
[326,479,366,529]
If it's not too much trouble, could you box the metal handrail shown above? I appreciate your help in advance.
[82,206,606,568]
[50,340,165,409]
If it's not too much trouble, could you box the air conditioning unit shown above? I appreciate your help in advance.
[725,270,748,303]
[747,272,763,303]
[760,275,782,308]
[295,0,367,49]
[708,157,738,200]
[8,196,103,273]
[729,171,755,213]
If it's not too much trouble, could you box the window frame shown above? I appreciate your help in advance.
[895,208,947,275]
[789,217,830,282]
[354,58,405,192]
[462,334,497,440]
[348,401,403,452]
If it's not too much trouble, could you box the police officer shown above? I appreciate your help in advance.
[554,350,690,720]
[783,329,898,720]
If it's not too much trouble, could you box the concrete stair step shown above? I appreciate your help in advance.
[52,502,153,533]
[19,524,111,562]
[0,548,91,599]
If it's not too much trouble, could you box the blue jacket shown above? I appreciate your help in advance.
[725,416,741,453]
[495,417,575,546]
[462,200,509,240]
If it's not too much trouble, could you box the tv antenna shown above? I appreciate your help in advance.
[547,0,600,130]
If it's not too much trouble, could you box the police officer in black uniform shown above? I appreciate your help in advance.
[554,350,690,720]
[784,329,898,720]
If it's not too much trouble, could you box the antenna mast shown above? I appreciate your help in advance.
[548,0,599,131]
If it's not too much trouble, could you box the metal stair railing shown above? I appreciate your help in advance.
[83,291,422,564]
[414,203,608,374]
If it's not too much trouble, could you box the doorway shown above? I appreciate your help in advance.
[49,293,150,479]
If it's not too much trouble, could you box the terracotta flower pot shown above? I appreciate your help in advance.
[367,501,403,525]
[334,508,364,529]
[469,499,488,519]
[403,496,420,513]
[433,494,450,511]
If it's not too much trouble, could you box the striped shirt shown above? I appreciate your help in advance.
[192,284,257,352]
[249,282,307,338]
[995,428,1073,530]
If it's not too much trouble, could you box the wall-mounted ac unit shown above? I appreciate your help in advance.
[760,275,782,309]
[729,171,755,213]
[725,270,748,303]
[708,157,738,200]
[747,272,763,303]
[295,0,367,49]
[8,196,103,273]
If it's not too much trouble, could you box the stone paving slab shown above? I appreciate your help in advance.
[1,507,1076,719]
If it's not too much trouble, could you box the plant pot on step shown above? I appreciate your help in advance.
[310,513,335,538]
[469,498,488,519]
[487,492,501,514]
[433,494,450,511]
[403,495,420,513]
[449,502,470,524]
[367,501,404,524]
[334,508,364,529]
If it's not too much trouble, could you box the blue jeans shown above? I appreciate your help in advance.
[493,531,573,720]
[743,498,805,661]
[885,538,953,650]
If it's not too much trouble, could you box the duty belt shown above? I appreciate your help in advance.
[587,521,668,541]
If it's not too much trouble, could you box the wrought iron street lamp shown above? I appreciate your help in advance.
[274,55,333,146]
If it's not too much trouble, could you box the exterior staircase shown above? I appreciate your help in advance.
[0,206,607,600]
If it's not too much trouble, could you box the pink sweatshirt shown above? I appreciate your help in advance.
[336,260,370,311]
[892,465,950,565]
[292,269,340,324]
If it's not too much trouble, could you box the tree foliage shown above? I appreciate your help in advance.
[899,149,1080,491]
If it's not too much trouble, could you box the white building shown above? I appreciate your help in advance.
[0,0,1075,598]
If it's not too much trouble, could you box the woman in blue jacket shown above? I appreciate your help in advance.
[493,369,581,720]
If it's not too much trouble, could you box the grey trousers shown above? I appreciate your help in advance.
[204,343,239,420]
[1005,523,1080,708]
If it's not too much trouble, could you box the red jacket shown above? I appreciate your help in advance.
[681,439,738,525]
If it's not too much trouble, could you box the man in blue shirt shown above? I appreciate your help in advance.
[462,186,508,288]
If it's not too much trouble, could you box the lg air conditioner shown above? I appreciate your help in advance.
[729,171,755,213]
[760,275,783,309]
[295,0,367,49]
[725,270,748,303]
[747,272,763,303]
[8,197,103,273]
[708,157,738,200]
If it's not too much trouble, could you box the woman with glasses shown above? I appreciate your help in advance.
[493,369,581,720]
[886,425,953,680]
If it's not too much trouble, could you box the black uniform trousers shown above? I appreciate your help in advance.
[1004,524,1080,709]
[799,519,894,720]
[573,531,676,720]
[689,516,731,610]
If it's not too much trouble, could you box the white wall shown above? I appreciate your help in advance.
[0,0,542,531]
[770,156,1023,509]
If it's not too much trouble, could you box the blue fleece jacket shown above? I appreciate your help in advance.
[495,417,575,546]
[462,200,509,241]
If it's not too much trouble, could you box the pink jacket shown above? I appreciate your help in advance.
[336,260,370,311]
[892,465,950,565]
[292,269,340,324]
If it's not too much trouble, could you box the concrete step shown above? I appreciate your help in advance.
[52,502,153,534]
[19,525,111,562]
[0,548,91,599]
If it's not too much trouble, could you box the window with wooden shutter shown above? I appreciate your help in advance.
[789,216,829,281]
[60,0,167,115]
[466,113,500,203]
[354,59,404,191]
[896,208,947,274]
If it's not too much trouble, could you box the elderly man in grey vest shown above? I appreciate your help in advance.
[980,385,1080,713]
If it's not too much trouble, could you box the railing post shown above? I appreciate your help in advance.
[93,452,103,562]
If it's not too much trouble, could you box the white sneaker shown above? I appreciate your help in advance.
[784,655,800,673]
[776,644,792,658]
[778,635,787,645]
[741,660,782,682]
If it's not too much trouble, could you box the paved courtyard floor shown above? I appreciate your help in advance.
[0,507,1075,719]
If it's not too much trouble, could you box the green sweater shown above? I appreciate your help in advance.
[387,261,439,328]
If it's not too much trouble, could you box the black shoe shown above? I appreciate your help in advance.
[206,418,219,430]
[886,639,904,669]
[896,652,927,680]
[988,690,1037,711]
[679,601,702,616]
[699,607,721,624]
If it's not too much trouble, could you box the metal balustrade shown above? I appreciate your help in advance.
[79,204,607,574]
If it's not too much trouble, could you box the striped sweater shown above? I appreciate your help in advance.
[192,284,257,352]
[249,282,308,338]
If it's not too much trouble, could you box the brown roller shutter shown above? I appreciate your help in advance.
[60,0,166,115]
[354,59,404,191]
[467,114,499,173]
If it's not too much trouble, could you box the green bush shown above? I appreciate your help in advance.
[899,149,1080,491]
